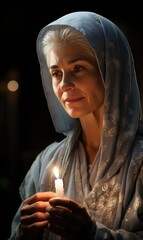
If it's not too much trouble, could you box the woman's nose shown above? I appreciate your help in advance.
[60,74,74,92]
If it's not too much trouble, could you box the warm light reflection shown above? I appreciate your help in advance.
[7,80,19,92]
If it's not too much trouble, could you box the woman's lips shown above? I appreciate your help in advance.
[64,97,84,104]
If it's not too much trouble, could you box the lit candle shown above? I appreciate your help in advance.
[53,167,64,197]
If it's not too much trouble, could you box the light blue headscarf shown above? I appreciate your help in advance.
[36,13,143,238]
[36,11,142,179]
[36,11,141,133]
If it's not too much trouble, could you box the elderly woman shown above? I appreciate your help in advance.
[9,11,143,240]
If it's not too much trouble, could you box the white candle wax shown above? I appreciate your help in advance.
[53,167,64,197]
[55,178,64,197]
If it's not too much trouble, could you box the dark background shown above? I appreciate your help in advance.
[0,1,143,239]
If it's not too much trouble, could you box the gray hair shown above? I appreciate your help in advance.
[42,25,96,59]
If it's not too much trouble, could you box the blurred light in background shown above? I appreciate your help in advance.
[7,80,19,92]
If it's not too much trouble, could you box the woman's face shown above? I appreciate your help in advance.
[47,42,105,119]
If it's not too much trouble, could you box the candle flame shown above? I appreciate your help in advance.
[53,167,59,178]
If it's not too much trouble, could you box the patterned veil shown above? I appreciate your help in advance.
[36,11,143,236]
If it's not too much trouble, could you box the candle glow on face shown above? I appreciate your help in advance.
[53,167,64,197]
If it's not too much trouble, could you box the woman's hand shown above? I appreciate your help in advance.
[19,192,56,240]
[47,197,93,240]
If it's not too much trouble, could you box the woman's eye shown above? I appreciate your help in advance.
[74,66,84,72]
[51,71,62,77]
